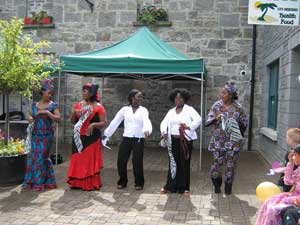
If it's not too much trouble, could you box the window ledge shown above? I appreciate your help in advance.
[132,21,172,27]
[23,24,55,29]
[260,127,278,141]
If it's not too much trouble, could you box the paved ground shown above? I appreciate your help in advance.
[0,145,278,225]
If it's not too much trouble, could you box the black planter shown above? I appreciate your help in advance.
[0,154,27,186]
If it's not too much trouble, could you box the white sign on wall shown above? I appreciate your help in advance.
[248,0,299,26]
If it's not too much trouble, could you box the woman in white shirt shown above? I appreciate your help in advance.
[160,89,202,195]
[103,89,152,190]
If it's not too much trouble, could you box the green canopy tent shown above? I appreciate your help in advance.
[57,27,206,169]
[60,27,204,77]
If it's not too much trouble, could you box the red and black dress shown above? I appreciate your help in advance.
[67,102,106,190]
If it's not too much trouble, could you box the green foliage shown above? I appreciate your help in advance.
[31,10,52,24]
[0,17,51,97]
[139,12,157,26]
[257,3,277,11]
[138,5,168,26]
[0,139,25,157]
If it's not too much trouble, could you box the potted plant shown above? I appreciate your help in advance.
[0,17,51,186]
[41,16,53,24]
[24,17,32,25]
[36,11,53,24]
[0,134,28,186]
[24,11,54,25]
[137,5,169,26]
[30,12,39,24]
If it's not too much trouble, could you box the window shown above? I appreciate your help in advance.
[268,60,279,129]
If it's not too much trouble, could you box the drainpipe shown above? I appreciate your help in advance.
[248,24,257,151]
[25,0,28,17]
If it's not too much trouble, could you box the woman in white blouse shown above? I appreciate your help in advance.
[160,89,202,195]
[103,89,152,190]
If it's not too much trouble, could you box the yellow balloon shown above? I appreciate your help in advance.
[256,182,281,202]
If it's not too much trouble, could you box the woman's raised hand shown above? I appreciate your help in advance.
[180,123,190,130]
[37,110,50,115]
[216,113,223,121]
[144,131,150,138]
[28,116,34,123]
[163,133,168,139]
[86,123,95,136]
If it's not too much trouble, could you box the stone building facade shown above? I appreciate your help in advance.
[0,0,256,151]
[257,25,300,164]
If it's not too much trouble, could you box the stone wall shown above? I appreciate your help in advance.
[0,0,255,150]
[257,26,300,164]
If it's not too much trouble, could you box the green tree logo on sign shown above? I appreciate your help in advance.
[255,1,278,21]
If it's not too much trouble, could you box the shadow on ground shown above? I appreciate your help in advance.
[0,147,277,225]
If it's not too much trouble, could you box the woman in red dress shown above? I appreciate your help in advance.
[67,83,107,191]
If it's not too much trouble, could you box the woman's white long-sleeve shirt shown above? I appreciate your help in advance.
[160,104,202,141]
[104,105,152,138]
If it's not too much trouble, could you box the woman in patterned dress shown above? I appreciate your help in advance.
[67,83,107,191]
[23,79,61,190]
[206,82,248,195]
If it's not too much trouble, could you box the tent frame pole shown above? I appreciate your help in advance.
[101,76,104,102]
[55,64,61,165]
[199,72,204,171]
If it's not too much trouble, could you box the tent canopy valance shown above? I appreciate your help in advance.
[60,27,204,78]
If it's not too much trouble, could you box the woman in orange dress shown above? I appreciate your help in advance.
[67,83,107,191]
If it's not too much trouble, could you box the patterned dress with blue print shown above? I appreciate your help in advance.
[22,101,57,190]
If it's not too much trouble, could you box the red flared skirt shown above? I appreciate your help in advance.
[67,140,103,191]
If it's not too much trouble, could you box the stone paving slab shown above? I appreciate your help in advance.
[0,146,278,225]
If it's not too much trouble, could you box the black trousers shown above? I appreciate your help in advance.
[281,206,300,225]
[164,137,193,193]
[117,137,145,187]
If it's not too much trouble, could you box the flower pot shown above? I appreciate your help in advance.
[0,154,27,186]
[41,17,52,24]
[31,20,38,24]
[24,18,32,25]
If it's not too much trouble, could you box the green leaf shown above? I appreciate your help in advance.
[0,17,53,97]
